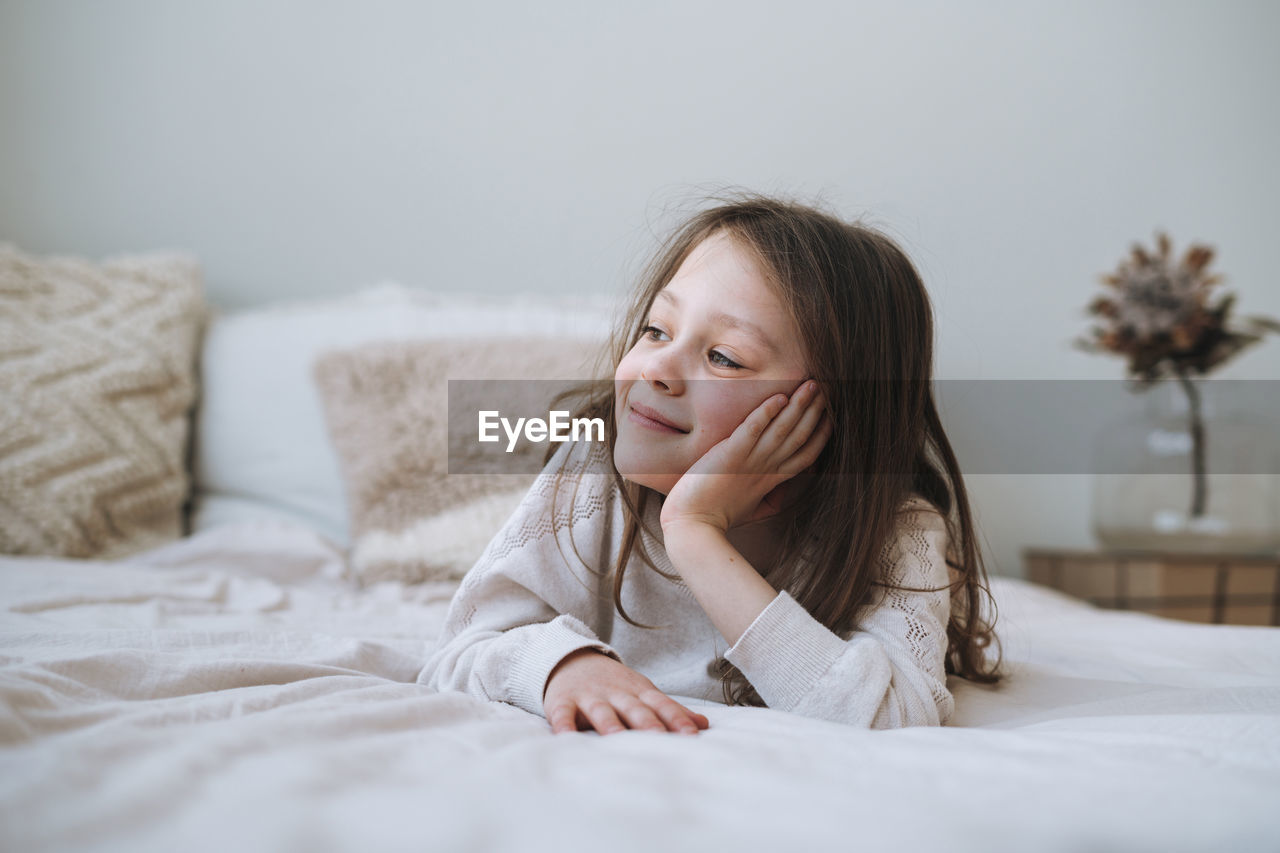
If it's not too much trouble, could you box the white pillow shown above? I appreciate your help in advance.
[191,282,616,544]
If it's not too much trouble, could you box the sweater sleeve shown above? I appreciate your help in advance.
[722,501,956,729]
[416,440,623,718]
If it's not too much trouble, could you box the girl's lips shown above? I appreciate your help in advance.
[628,405,687,434]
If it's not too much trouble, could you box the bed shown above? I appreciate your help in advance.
[2,253,1278,852]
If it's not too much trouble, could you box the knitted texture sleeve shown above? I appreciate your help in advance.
[723,502,956,728]
[416,439,622,718]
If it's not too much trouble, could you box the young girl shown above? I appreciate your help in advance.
[418,191,1003,734]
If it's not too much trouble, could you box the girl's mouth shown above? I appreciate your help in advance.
[628,404,689,434]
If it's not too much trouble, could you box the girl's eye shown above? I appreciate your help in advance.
[709,350,743,370]
[641,324,743,370]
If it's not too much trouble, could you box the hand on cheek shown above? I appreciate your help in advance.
[659,380,834,534]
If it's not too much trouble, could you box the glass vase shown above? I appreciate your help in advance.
[1091,378,1280,555]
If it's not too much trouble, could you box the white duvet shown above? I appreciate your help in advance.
[2,519,1278,853]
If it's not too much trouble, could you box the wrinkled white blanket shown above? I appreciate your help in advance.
[2,519,1278,853]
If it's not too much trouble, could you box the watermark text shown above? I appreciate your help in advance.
[478,410,606,453]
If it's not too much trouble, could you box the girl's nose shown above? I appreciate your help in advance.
[640,349,686,395]
[643,372,684,395]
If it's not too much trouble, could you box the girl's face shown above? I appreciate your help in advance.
[614,230,811,495]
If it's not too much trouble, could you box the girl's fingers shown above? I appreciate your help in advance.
[681,707,710,730]
[768,385,826,464]
[614,695,670,732]
[547,702,578,734]
[768,380,815,430]
[777,413,834,479]
[737,393,789,446]
[752,381,824,461]
[580,699,627,735]
[646,692,707,734]
[711,394,788,461]
[558,689,708,736]
[740,381,817,450]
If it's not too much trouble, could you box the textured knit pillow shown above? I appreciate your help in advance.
[312,336,608,584]
[0,243,206,559]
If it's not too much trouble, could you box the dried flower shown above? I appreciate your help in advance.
[1073,232,1280,384]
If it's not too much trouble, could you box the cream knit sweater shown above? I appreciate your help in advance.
[418,438,957,729]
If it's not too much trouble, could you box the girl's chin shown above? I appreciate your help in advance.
[613,456,680,495]
[613,439,680,494]
[617,470,679,496]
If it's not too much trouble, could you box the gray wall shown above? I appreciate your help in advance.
[4,0,1278,575]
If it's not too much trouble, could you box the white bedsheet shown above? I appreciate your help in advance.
[2,519,1278,852]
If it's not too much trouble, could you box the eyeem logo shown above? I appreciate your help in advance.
[478,411,606,453]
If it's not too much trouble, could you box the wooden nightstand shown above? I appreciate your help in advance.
[1023,547,1280,626]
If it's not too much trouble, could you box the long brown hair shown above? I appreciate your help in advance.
[546,189,1003,706]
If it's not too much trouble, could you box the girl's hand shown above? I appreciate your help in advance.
[543,648,711,736]
[660,379,832,534]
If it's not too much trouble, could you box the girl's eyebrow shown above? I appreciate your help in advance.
[654,288,780,354]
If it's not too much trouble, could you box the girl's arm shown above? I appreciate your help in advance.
[666,503,954,729]
[659,522,778,648]
[659,385,953,728]
[417,440,623,717]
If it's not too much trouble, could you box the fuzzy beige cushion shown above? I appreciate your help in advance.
[0,243,207,559]
[312,336,608,584]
